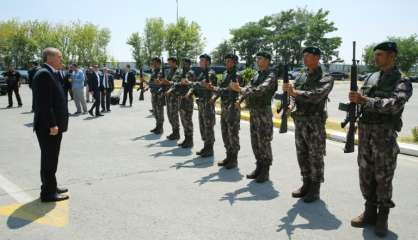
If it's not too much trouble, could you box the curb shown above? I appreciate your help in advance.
[213,106,418,157]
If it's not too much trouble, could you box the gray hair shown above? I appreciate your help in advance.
[42,47,60,62]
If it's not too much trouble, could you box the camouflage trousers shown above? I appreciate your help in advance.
[197,98,215,145]
[179,97,194,137]
[151,93,164,125]
[166,94,180,131]
[249,107,273,166]
[221,102,240,154]
[357,123,399,208]
[293,115,326,183]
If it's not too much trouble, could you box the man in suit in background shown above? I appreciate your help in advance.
[3,66,23,108]
[88,65,103,117]
[32,47,69,202]
[121,64,136,107]
[100,67,114,112]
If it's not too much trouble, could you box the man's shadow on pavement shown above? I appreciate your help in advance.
[151,147,192,158]
[220,181,279,205]
[195,167,243,185]
[146,139,178,148]
[23,122,33,128]
[131,133,162,141]
[171,156,214,169]
[7,199,56,229]
[277,199,342,240]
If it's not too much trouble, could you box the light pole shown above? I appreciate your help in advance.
[176,0,179,23]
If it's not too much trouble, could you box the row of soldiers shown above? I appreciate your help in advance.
[144,42,412,238]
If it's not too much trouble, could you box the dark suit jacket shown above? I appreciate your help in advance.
[32,64,69,133]
[100,74,114,92]
[122,70,136,89]
[3,71,21,89]
[88,72,101,92]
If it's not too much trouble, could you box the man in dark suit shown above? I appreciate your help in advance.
[88,65,104,117]
[121,64,136,107]
[3,66,23,108]
[32,47,69,202]
[100,67,114,112]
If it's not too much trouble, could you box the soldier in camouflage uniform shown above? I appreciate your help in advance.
[186,54,217,157]
[349,42,413,238]
[231,52,277,183]
[164,57,182,140]
[210,54,242,169]
[176,58,196,148]
[149,57,165,134]
[283,47,334,203]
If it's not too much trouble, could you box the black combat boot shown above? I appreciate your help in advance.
[167,129,180,140]
[150,125,158,133]
[303,181,320,203]
[196,143,207,155]
[292,178,311,198]
[153,124,163,135]
[375,207,390,238]
[181,135,193,148]
[200,144,214,158]
[255,165,270,183]
[217,152,230,167]
[246,164,261,179]
[351,202,378,228]
[224,152,238,169]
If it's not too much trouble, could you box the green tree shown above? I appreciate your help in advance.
[363,35,418,74]
[165,17,205,62]
[211,40,234,65]
[143,18,165,63]
[127,32,145,68]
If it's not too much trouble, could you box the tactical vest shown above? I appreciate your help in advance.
[294,69,328,116]
[220,69,239,103]
[360,70,403,131]
[247,71,275,109]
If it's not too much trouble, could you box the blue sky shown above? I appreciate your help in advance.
[1,0,417,63]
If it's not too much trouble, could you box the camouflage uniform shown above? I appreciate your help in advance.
[178,68,196,140]
[165,67,182,134]
[150,68,164,128]
[214,67,242,157]
[358,67,413,208]
[192,68,217,152]
[291,67,334,183]
[245,70,277,168]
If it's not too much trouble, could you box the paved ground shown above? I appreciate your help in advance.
[0,86,417,240]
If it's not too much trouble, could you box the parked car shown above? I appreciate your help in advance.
[329,71,349,80]
[16,69,29,84]
[0,71,7,95]
[409,75,418,83]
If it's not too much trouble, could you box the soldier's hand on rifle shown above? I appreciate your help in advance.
[349,91,367,104]
[283,83,298,97]
[209,96,216,105]
[229,82,241,92]
[234,101,241,109]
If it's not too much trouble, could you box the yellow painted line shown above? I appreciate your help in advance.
[0,199,69,228]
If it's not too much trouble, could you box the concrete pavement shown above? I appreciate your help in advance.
[0,86,417,240]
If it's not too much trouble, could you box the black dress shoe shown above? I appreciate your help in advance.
[41,193,69,202]
[88,110,94,116]
[96,113,104,117]
[56,187,68,194]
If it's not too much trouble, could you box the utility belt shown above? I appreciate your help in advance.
[291,111,327,122]
[360,112,402,131]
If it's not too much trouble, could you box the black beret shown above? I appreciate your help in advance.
[224,53,239,62]
[151,57,161,63]
[167,57,178,62]
[199,54,211,62]
[374,41,398,53]
[182,58,192,64]
[256,51,271,60]
[303,47,321,56]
